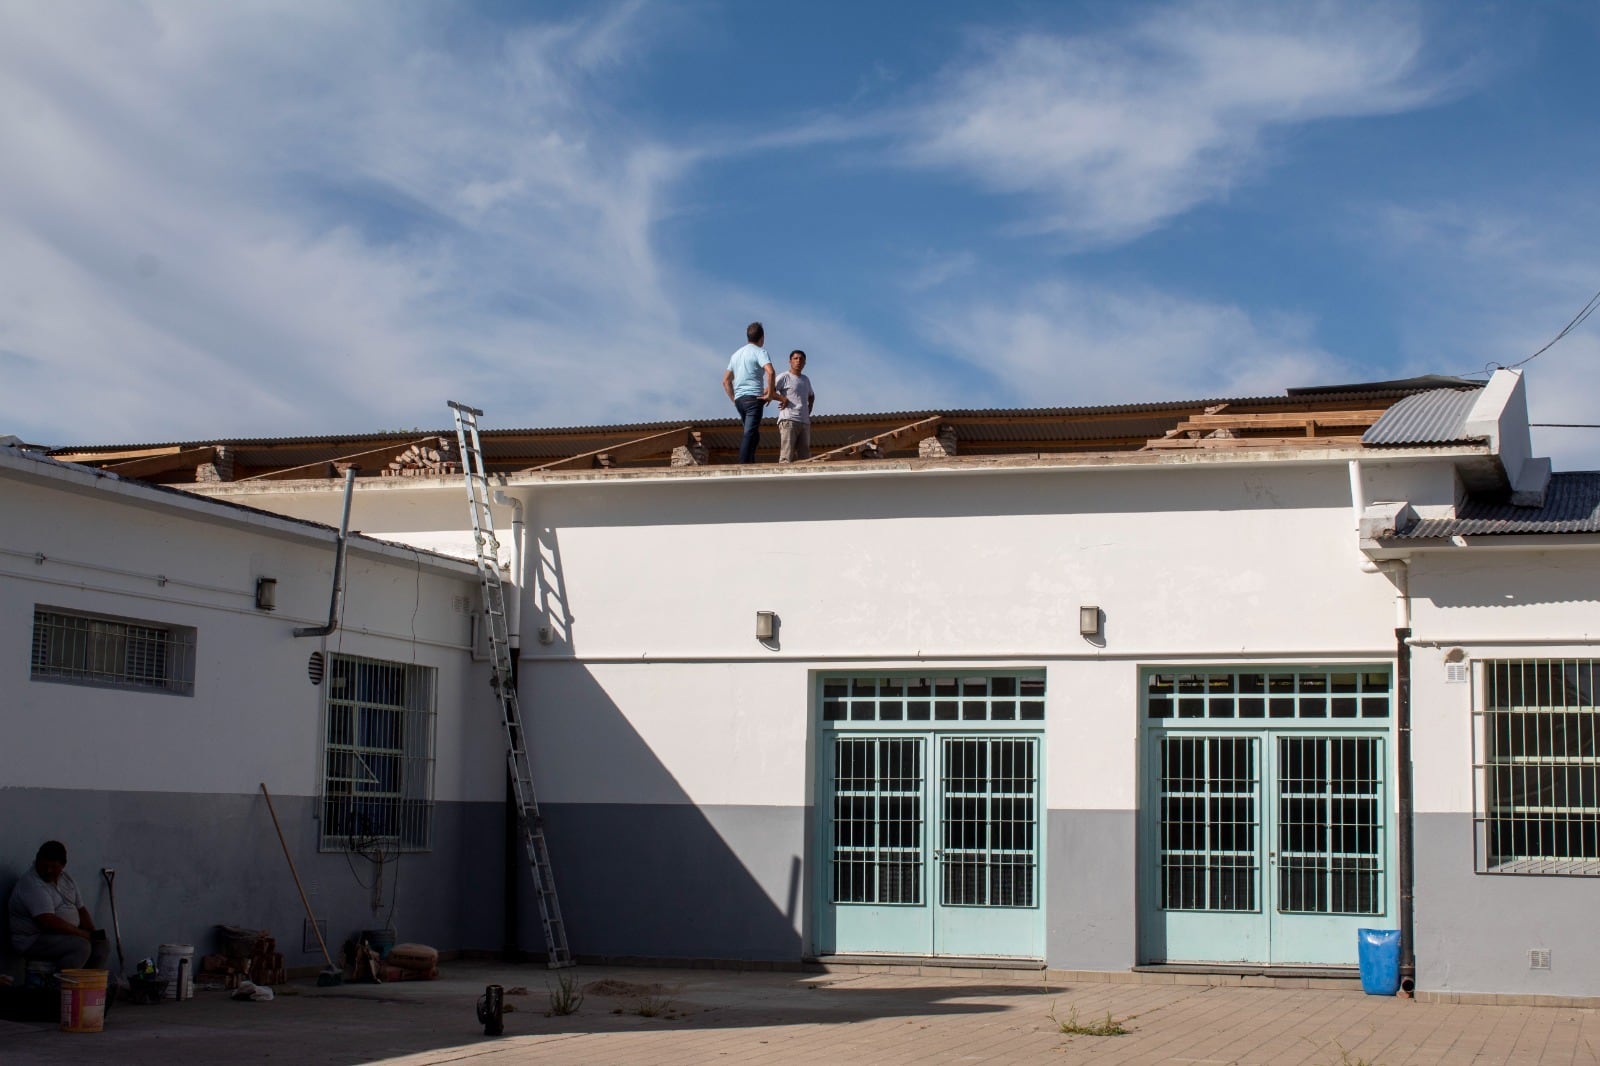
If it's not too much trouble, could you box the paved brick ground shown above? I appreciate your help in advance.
[5,963,1600,1065]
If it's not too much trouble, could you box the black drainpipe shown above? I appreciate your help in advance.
[1395,625,1417,994]
[504,654,522,962]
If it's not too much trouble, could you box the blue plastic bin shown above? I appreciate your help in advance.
[1357,928,1401,995]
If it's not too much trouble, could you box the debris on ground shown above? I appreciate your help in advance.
[230,980,275,1002]
[585,979,669,997]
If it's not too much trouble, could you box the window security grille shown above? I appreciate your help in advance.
[1159,736,1259,912]
[30,606,196,696]
[1147,670,1391,721]
[1277,736,1384,915]
[822,674,1045,723]
[941,736,1037,908]
[1476,659,1600,875]
[320,654,438,852]
[831,737,923,904]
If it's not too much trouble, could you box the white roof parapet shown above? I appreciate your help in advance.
[0,444,479,579]
[1464,368,1536,492]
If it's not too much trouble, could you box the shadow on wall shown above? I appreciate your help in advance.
[0,790,506,974]
[525,464,1350,530]
[1416,554,1600,609]
[534,523,575,645]
[514,660,806,962]
[516,521,803,961]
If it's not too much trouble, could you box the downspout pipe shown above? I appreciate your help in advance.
[294,467,357,638]
[1390,561,1417,995]
[492,490,525,961]
[1352,460,1416,990]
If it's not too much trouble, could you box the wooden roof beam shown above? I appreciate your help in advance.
[1176,409,1389,429]
[1144,435,1362,451]
[105,447,218,479]
[806,416,945,463]
[529,426,696,472]
[55,445,185,465]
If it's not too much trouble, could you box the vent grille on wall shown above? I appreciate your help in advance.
[1530,949,1552,970]
[1444,662,1469,684]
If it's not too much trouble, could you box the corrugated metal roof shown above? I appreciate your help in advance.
[1401,472,1600,538]
[1362,388,1485,446]
[1288,374,1482,396]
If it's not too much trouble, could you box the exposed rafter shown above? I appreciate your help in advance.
[806,416,945,462]
[529,426,697,472]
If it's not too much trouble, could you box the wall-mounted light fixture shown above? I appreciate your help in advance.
[1079,605,1101,638]
[255,577,278,612]
[755,610,777,642]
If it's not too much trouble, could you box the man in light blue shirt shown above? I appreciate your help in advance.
[721,321,775,464]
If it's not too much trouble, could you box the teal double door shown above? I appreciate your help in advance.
[814,673,1046,959]
[1140,667,1396,967]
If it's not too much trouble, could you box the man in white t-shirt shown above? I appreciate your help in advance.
[7,840,109,972]
[774,349,815,463]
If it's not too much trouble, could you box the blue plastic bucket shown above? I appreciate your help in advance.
[1357,928,1401,995]
[363,928,397,959]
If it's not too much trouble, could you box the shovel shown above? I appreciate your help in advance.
[101,869,129,986]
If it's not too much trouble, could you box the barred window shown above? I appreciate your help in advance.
[1476,659,1600,874]
[31,606,196,696]
[320,654,437,852]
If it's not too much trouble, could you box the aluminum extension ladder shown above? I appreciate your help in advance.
[448,400,573,968]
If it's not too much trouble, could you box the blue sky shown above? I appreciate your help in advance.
[2,1,1598,469]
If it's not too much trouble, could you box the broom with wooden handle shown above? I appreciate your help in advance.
[259,783,342,986]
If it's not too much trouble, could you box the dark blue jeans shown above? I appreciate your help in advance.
[735,396,766,464]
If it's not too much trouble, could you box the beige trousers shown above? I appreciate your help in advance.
[779,421,810,462]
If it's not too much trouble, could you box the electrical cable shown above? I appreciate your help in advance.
[1473,285,1600,377]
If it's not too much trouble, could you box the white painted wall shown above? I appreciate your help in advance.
[206,461,1415,814]
[1360,460,1462,518]
[183,461,1600,823]
[1408,548,1600,815]
[0,471,501,805]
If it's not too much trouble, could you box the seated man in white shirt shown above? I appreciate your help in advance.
[8,840,109,972]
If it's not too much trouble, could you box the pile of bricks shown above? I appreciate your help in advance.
[202,929,286,989]
[383,438,460,477]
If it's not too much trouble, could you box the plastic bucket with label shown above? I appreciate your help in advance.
[58,969,108,1033]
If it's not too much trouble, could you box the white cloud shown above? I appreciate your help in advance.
[920,279,1352,406]
[0,1,721,444]
[906,2,1444,243]
[1356,199,1600,472]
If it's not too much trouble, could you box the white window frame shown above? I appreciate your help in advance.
[1474,658,1600,875]
[319,653,438,853]
[30,605,196,697]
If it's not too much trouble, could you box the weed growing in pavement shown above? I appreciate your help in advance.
[634,994,673,1018]
[546,973,584,1016]
[1049,1003,1130,1036]
[1332,1045,1378,1066]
